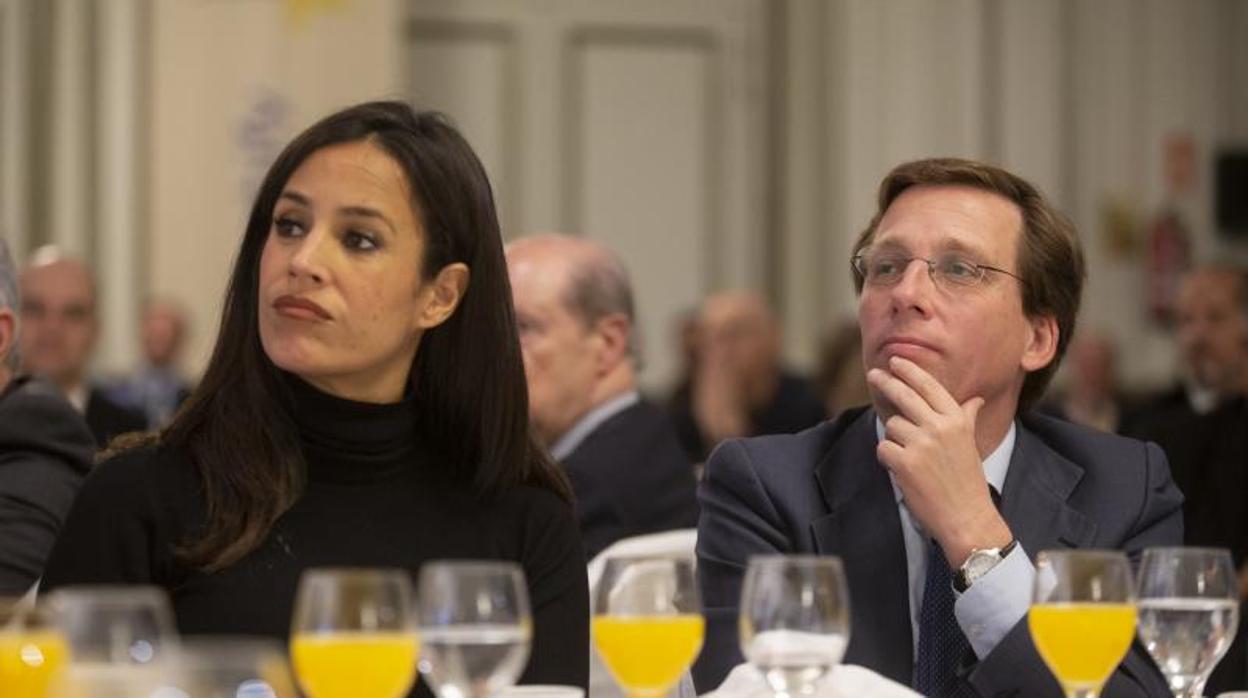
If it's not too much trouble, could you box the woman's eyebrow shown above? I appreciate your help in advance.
[278,190,310,206]
[337,205,397,235]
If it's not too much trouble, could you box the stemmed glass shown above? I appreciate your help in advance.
[1136,547,1239,697]
[591,556,703,698]
[738,556,850,697]
[1029,550,1137,698]
[45,586,181,697]
[417,561,533,698]
[290,568,420,698]
[0,598,70,698]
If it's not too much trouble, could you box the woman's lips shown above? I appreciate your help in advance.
[273,295,330,321]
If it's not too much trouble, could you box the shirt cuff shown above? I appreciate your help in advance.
[953,542,1035,659]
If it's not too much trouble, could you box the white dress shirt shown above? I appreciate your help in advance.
[877,418,1036,661]
[549,390,641,461]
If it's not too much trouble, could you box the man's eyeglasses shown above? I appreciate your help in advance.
[851,251,1021,290]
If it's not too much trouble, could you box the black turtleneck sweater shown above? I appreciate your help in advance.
[40,378,589,693]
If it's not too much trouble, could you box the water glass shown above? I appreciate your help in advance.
[44,586,181,697]
[1029,550,1137,698]
[290,568,420,698]
[738,556,850,697]
[418,560,532,698]
[1136,547,1239,698]
[592,556,703,698]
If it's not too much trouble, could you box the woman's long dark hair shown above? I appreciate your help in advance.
[162,101,570,571]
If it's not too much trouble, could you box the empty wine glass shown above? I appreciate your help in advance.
[290,568,420,698]
[1029,550,1137,698]
[738,556,850,697]
[1136,547,1239,698]
[591,555,703,698]
[44,585,181,697]
[417,560,532,698]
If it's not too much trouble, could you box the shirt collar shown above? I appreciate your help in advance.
[65,383,89,414]
[876,416,1016,504]
[550,390,641,461]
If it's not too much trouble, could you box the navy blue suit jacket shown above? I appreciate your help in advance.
[694,407,1182,697]
[562,399,699,560]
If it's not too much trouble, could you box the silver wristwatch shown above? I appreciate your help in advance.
[954,539,1017,591]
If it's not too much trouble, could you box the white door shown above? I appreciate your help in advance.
[405,0,769,394]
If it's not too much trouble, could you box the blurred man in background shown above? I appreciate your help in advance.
[1041,332,1135,433]
[507,234,698,560]
[669,291,825,463]
[108,299,192,427]
[0,239,94,593]
[1131,266,1248,430]
[814,319,871,420]
[18,247,146,446]
[1127,264,1248,694]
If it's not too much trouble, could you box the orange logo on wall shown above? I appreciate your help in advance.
[285,0,347,29]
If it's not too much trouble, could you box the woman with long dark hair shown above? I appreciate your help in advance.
[40,101,588,690]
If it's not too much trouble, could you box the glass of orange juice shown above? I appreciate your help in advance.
[592,556,703,698]
[0,599,69,698]
[290,568,420,698]
[1029,550,1137,698]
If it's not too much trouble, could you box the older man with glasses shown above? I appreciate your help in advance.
[693,158,1181,697]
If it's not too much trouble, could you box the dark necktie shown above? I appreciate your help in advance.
[914,537,975,697]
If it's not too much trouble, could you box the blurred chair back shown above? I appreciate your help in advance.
[587,529,698,595]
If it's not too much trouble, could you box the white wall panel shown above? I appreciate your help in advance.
[405,0,767,393]
[95,0,142,372]
[571,38,714,389]
[407,26,518,232]
[0,0,29,261]
[997,0,1064,203]
[48,0,90,257]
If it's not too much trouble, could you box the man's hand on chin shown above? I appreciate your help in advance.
[867,355,1012,568]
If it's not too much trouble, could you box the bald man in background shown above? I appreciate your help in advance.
[0,239,94,593]
[670,291,825,463]
[19,249,146,446]
[109,299,192,428]
[507,234,698,560]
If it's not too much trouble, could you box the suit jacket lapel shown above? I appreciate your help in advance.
[1001,421,1098,557]
[810,409,914,685]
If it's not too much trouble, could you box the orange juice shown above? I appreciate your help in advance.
[0,629,70,698]
[291,631,419,698]
[1029,603,1136,690]
[592,615,704,697]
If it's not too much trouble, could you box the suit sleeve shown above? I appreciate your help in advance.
[693,439,793,693]
[966,440,1183,698]
[0,453,85,594]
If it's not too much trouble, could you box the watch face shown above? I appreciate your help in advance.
[964,549,1002,580]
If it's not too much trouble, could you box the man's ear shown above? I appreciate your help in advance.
[0,308,15,374]
[1021,314,1059,373]
[593,312,631,374]
[416,263,470,330]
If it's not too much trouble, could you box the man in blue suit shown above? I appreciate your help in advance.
[694,158,1181,697]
